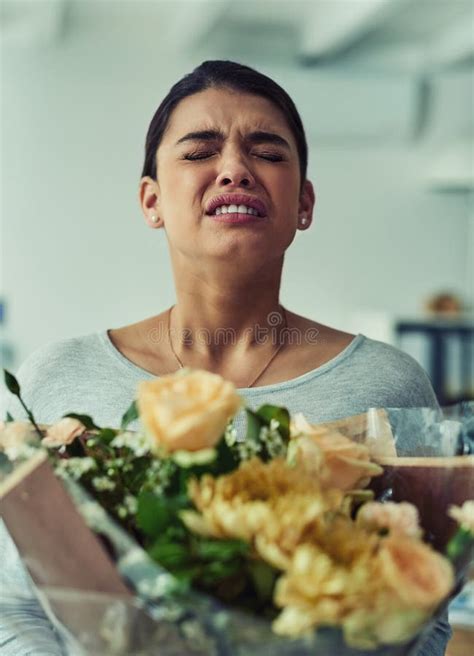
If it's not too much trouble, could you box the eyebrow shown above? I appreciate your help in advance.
[248,131,291,149]
[175,129,290,150]
[175,129,224,145]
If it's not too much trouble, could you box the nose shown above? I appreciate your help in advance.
[215,148,255,189]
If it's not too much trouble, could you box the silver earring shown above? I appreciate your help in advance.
[299,213,308,227]
[151,215,159,224]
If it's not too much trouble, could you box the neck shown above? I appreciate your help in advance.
[167,256,287,367]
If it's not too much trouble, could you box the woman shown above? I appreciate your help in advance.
[2,60,450,655]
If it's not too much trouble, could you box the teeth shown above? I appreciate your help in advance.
[213,204,260,216]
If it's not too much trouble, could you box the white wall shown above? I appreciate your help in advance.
[1,6,472,367]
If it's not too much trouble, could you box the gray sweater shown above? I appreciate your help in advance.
[0,331,450,655]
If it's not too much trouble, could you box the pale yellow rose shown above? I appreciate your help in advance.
[356,501,422,538]
[42,417,87,448]
[377,535,454,611]
[290,414,382,491]
[449,500,474,534]
[339,536,453,648]
[137,368,243,452]
[0,421,38,452]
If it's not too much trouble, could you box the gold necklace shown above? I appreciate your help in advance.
[167,305,288,388]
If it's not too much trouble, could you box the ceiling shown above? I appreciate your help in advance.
[1,0,473,73]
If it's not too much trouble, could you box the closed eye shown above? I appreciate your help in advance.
[183,151,215,161]
[183,151,285,162]
[255,152,285,162]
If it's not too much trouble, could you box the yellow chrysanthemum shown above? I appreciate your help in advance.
[184,458,344,567]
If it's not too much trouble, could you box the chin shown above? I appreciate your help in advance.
[208,237,287,265]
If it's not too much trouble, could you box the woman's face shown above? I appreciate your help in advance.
[140,87,314,264]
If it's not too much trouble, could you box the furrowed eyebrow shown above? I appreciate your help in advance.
[245,131,291,150]
[175,129,225,145]
[175,129,290,149]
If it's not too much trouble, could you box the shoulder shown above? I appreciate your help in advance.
[347,335,439,408]
[17,333,102,380]
[2,333,104,420]
[354,335,425,373]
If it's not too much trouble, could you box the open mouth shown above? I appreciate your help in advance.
[212,204,262,217]
[205,194,268,218]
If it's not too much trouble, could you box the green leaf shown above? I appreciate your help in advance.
[212,437,238,475]
[96,428,118,444]
[137,491,174,537]
[3,370,20,396]
[168,565,201,586]
[247,560,278,602]
[446,527,474,562]
[5,411,14,423]
[63,413,99,431]
[121,400,138,430]
[194,538,248,561]
[2,372,42,438]
[256,404,290,440]
[200,559,242,584]
[148,541,190,568]
[245,409,264,441]
[122,456,150,489]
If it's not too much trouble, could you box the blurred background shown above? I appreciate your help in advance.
[0,0,473,404]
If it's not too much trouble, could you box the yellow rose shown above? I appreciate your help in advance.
[290,414,382,491]
[356,501,422,539]
[42,417,87,448]
[0,421,38,458]
[137,368,243,452]
[377,535,454,611]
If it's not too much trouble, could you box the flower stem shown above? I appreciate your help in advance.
[18,396,44,440]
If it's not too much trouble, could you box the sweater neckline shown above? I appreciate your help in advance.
[99,329,365,393]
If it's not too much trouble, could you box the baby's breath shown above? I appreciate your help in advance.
[56,457,96,480]
[116,504,128,519]
[144,458,176,494]
[114,496,138,519]
[124,494,138,515]
[111,431,152,457]
[92,476,116,492]
[236,436,262,461]
[224,421,238,447]
[259,419,286,458]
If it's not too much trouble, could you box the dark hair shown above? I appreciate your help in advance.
[141,60,308,188]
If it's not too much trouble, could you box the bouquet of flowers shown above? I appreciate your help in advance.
[1,368,473,655]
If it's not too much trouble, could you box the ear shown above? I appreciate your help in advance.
[139,176,164,228]
[297,180,316,230]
